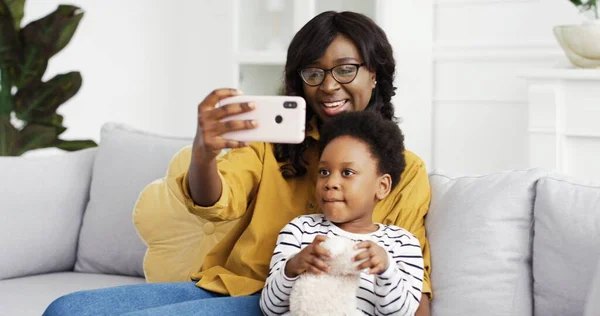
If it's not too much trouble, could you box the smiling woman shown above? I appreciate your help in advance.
[43,11,433,316]
[278,11,398,178]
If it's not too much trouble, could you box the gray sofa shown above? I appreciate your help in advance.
[1,123,599,316]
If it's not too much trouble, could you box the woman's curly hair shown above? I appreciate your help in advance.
[275,11,397,178]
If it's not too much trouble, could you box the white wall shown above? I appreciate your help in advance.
[19,0,592,176]
[22,0,234,142]
[431,0,582,175]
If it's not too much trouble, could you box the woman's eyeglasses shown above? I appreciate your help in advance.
[298,63,365,86]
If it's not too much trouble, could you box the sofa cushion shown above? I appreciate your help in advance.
[426,169,546,316]
[533,175,600,316]
[0,272,145,316]
[0,148,96,280]
[584,258,600,316]
[133,146,238,282]
[74,123,192,277]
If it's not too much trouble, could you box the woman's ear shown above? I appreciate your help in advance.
[375,174,392,201]
[371,73,377,89]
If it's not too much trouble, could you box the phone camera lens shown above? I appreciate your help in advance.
[275,115,283,124]
[283,101,297,109]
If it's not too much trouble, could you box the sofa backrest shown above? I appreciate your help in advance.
[532,175,600,316]
[74,123,192,277]
[426,169,546,316]
[0,148,96,280]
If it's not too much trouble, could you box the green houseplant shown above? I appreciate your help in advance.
[0,0,96,156]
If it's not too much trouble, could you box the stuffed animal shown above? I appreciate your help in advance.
[289,237,364,316]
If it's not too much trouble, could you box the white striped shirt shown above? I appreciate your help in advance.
[260,214,424,316]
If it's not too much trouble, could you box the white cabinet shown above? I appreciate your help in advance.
[521,68,600,181]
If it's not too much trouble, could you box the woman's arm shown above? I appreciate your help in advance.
[188,151,222,207]
[179,142,266,222]
[185,88,260,214]
[415,294,431,316]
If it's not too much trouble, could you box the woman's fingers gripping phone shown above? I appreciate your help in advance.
[195,88,258,153]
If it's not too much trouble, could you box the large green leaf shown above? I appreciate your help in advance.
[20,5,83,59]
[29,113,66,134]
[54,139,97,151]
[15,122,59,155]
[16,5,83,88]
[15,45,47,88]
[5,0,25,30]
[14,71,82,120]
[15,124,97,155]
[0,0,21,79]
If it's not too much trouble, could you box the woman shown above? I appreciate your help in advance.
[44,11,432,316]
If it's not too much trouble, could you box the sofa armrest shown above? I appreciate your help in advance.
[0,148,96,280]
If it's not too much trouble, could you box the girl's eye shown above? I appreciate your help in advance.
[319,169,329,176]
[342,169,354,176]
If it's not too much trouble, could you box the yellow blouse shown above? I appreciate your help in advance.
[176,128,432,298]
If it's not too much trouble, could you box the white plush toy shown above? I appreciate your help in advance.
[289,237,364,316]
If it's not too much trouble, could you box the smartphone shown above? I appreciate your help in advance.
[220,95,306,144]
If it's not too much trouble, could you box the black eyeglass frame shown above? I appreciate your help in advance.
[297,63,365,87]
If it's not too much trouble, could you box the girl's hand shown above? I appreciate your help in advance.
[354,240,389,274]
[285,235,331,278]
[193,88,258,163]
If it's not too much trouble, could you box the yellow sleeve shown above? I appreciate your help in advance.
[176,142,266,222]
[394,151,433,299]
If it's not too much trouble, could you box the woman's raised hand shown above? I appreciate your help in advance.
[193,88,258,162]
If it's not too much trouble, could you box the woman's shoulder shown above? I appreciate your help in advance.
[403,149,426,170]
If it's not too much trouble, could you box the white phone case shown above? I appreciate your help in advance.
[220,95,306,144]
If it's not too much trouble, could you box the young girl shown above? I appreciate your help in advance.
[261,111,423,316]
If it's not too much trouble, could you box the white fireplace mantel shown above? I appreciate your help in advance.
[519,67,600,182]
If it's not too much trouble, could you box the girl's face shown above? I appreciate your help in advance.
[301,35,377,122]
[315,136,391,233]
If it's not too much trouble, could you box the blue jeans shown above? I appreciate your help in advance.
[42,282,263,316]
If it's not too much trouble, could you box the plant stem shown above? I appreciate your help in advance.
[0,68,13,116]
[0,68,17,156]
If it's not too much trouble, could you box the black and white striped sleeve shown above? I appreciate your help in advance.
[373,232,424,316]
[259,217,305,316]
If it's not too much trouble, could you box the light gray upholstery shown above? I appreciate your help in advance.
[0,272,144,316]
[74,123,192,277]
[584,258,600,316]
[426,169,546,316]
[533,175,600,316]
[0,149,96,280]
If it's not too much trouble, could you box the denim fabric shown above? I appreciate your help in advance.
[42,282,262,316]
